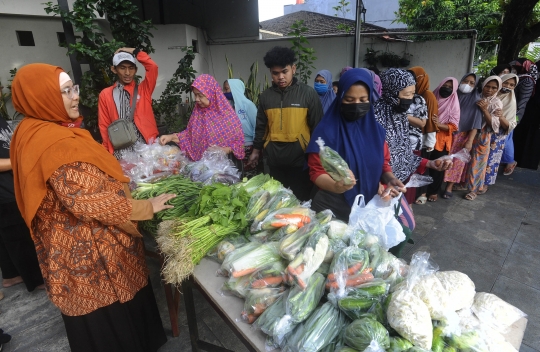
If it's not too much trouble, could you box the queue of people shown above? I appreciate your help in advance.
[1,42,538,352]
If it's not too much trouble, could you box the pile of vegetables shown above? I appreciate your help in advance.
[133,166,526,352]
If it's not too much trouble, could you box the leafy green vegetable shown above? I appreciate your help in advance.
[343,318,390,351]
[316,137,354,185]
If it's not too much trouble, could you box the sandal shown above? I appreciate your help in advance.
[465,192,477,201]
[415,196,427,205]
[477,186,489,195]
[442,191,453,199]
[428,195,438,202]
[504,162,517,176]
[453,184,468,191]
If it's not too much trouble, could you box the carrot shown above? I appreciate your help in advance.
[251,276,283,289]
[295,276,307,290]
[275,214,304,219]
[327,261,364,281]
[253,303,266,315]
[247,314,257,324]
[232,268,257,278]
[325,272,374,289]
[270,220,290,228]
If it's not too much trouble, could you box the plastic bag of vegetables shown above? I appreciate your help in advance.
[434,271,475,312]
[342,317,390,351]
[248,260,287,289]
[250,188,301,232]
[471,292,527,334]
[259,207,314,232]
[316,137,354,185]
[337,280,388,320]
[219,274,252,298]
[326,220,350,242]
[368,244,408,290]
[282,302,349,352]
[386,252,434,350]
[207,236,250,263]
[326,246,373,294]
[279,221,324,261]
[252,290,288,335]
[274,273,326,338]
[388,336,413,351]
[241,287,285,324]
[227,242,283,278]
[218,242,260,276]
[287,229,329,289]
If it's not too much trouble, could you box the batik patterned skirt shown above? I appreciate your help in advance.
[444,131,469,183]
[466,127,492,193]
[484,131,507,186]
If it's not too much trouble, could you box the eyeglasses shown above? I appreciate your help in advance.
[60,85,80,100]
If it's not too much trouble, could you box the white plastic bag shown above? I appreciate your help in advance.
[348,194,405,250]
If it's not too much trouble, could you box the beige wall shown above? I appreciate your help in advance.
[205,36,473,92]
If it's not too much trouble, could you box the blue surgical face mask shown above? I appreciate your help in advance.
[224,92,233,100]
[314,82,328,95]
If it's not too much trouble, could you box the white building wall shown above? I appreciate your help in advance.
[206,36,472,92]
[283,0,404,29]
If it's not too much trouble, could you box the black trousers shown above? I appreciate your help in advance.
[268,166,314,202]
[0,202,44,291]
[426,149,449,196]
[311,190,350,222]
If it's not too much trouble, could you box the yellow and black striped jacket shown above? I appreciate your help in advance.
[254,78,323,167]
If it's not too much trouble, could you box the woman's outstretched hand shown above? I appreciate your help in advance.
[148,194,176,213]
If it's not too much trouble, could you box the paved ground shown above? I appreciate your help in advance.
[1,167,539,352]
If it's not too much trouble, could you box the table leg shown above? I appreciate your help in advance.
[164,282,180,337]
[182,278,201,352]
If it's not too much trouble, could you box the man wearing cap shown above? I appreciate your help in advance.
[98,47,159,158]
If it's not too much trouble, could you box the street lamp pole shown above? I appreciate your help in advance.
[353,0,366,68]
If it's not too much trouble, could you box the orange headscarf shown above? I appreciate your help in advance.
[10,63,129,228]
[409,66,439,134]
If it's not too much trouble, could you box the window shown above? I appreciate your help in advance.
[16,31,35,46]
[192,39,198,53]
[57,32,66,47]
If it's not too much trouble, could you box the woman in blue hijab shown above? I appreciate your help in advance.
[223,79,259,176]
[314,70,337,114]
[306,68,405,221]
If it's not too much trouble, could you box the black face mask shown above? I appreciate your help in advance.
[340,102,371,121]
[500,87,511,94]
[394,98,413,113]
[439,87,453,98]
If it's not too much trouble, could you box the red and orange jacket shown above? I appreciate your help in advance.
[98,51,159,154]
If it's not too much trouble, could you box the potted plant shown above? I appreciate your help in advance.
[400,52,413,67]
[378,51,401,68]
[364,48,379,66]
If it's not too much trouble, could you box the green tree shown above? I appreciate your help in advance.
[497,0,540,63]
[395,0,500,58]
[288,20,317,85]
[44,0,155,129]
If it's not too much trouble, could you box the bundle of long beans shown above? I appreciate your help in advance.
[132,176,202,235]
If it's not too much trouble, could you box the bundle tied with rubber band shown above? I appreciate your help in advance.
[316,137,354,185]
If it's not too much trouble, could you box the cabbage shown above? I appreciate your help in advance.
[343,318,390,351]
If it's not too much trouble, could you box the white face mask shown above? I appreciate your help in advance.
[459,83,474,94]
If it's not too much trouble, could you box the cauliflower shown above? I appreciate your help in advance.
[435,271,476,311]
[387,290,432,349]
[472,292,527,333]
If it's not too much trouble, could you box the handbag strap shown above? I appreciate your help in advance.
[129,84,138,120]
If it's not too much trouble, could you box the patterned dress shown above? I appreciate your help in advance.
[407,94,428,151]
[484,131,507,185]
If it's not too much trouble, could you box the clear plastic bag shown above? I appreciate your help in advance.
[342,317,390,351]
[273,272,326,338]
[241,287,285,324]
[282,302,348,352]
[279,221,323,261]
[316,137,354,185]
[287,230,329,289]
[252,289,289,335]
[258,207,314,232]
[471,292,527,334]
[368,243,408,290]
[182,147,240,185]
[227,242,282,279]
[249,260,287,289]
[349,194,405,250]
[327,246,372,298]
[218,242,261,276]
[435,271,476,312]
[441,148,472,163]
[219,274,252,298]
[207,236,250,263]
[404,174,433,188]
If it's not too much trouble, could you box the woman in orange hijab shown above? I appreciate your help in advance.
[10,64,175,352]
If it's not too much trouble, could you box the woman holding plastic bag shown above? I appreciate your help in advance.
[305,69,451,225]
